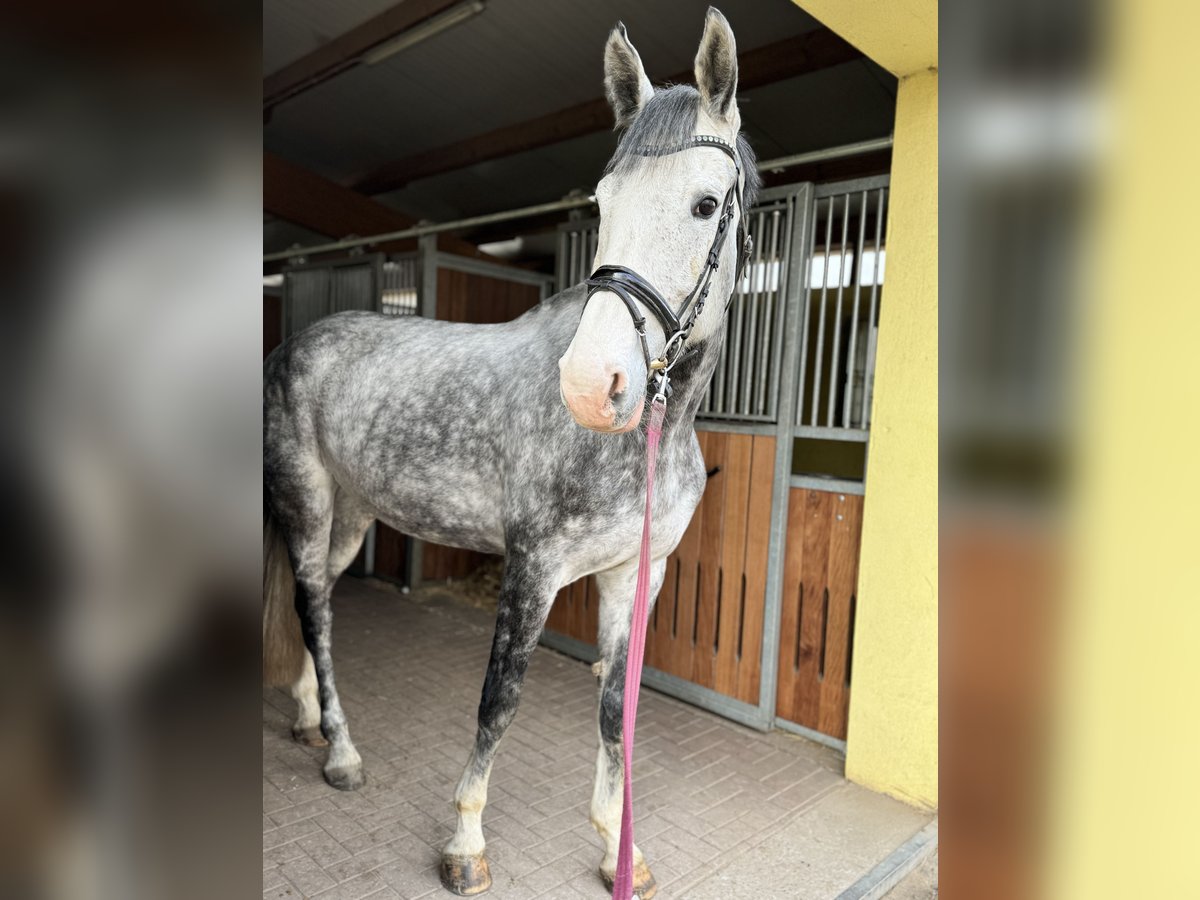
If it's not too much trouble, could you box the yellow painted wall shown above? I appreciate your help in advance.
[1043,2,1198,896]
[790,0,937,77]
[839,69,938,808]
[791,0,938,809]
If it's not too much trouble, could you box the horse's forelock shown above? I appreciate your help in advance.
[604,85,701,178]
[603,84,760,207]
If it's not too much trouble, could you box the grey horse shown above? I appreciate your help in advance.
[263,9,758,896]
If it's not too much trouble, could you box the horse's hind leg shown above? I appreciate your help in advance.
[290,650,325,746]
[290,496,373,749]
[280,472,370,791]
[590,557,667,899]
[441,553,557,895]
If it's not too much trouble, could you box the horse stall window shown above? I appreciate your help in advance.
[795,186,887,440]
[702,201,792,422]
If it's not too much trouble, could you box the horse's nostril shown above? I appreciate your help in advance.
[609,368,628,399]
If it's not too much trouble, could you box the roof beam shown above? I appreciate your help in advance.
[264,0,464,111]
[263,152,498,261]
[352,28,862,195]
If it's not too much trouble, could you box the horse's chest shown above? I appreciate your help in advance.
[553,443,705,574]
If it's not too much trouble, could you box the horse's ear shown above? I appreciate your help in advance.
[694,7,739,123]
[604,23,654,129]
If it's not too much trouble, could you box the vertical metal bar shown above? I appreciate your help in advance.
[727,270,746,412]
[570,231,580,287]
[363,521,377,576]
[753,211,770,415]
[713,310,728,413]
[757,210,782,417]
[555,231,566,291]
[843,191,869,426]
[372,253,383,314]
[758,183,815,729]
[826,194,851,427]
[767,206,792,420]
[418,234,438,319]
[862,187,886,427]
[740,211,766,416]
[809,197,835,425]
[756,217,772,417]
[794,194,820,425]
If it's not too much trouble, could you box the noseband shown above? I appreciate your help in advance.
[584,134,752,400]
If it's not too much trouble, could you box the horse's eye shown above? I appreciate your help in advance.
[694,196,719,218]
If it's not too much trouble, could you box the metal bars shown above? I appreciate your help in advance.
[711,202,790,422]
[281,254,382,338]
[382,254,419,316]
[555,224,599,292]
[794,180,888,438]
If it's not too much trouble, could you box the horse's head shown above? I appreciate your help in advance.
[559,8,759,433]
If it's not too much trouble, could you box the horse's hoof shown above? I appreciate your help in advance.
[323,764,366,791]
[292,725,328,747]
[440,854,492,895]
[600,862,658,899]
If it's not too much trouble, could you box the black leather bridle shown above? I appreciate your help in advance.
[584,134,752,400]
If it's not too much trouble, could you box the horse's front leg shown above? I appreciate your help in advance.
[441,554,557,896]
[591,557,667,900]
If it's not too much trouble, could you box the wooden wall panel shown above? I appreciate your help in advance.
[436,269,541,324]
[423,544,493,582]
[545,576,599,647]
[775,488,864,740]
[547,431,775,707]
[372,523,409,582]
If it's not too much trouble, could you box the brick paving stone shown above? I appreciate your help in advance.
[278,852,339,896]
[312,870,395,899]
[263,578,851,898]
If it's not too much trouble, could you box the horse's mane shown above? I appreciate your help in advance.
[604,85,761,209]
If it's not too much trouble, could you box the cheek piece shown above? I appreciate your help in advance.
[583,134,753,401]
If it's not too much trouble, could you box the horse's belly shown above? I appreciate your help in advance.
[355,472,506,555]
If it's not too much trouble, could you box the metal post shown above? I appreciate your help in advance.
[757,183,815,730]
[363,521,377,576]
[418,233,438,319]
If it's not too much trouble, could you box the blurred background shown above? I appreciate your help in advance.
[0,0,1196,898]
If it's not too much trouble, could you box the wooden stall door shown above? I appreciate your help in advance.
[546,430,775,707]
[774,488,863,740]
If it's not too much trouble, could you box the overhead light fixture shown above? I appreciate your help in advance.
[363,0,486,66]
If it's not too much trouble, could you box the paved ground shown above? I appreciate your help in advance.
[264,577,931,899]
[882,851,937,899]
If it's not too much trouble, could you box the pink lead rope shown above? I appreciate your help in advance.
[612,393,667,900]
